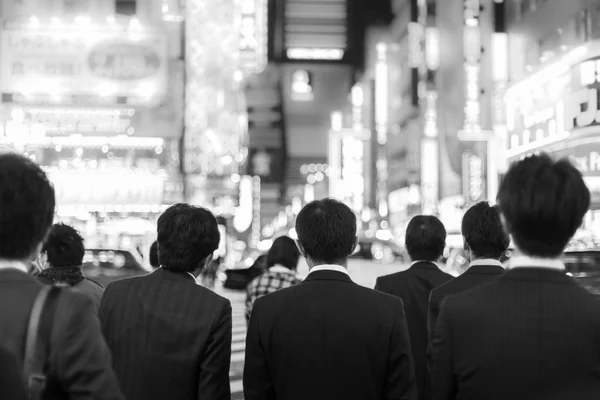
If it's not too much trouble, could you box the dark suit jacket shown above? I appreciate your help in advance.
[427,263,504,341]
[99,267,232,400]
[432,267,600,400]
[0,268,123,400]
[0,346,27,400]
[375,262,453,400]
[244,269,416,400]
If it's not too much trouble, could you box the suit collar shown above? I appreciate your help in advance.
[155,267,197,283]
[0,267,38,283]
[464,264,505,275]
[501,267,572,284]
[410,260,441,270]
[303,269,353,283]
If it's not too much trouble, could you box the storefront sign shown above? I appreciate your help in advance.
[47,170,164,206]
[0,24,168,106]
[238,0,267,74]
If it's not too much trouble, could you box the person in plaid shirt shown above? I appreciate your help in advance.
[246,236,302,322]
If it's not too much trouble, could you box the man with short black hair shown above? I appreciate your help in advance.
[38,223,104,312]
[376,215,453,400]
[99,204,232,400]
[431,154,600,399]
[0,153,123,399]
[428,202,508,340]
[244,198,416,400]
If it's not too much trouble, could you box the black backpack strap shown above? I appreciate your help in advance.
[23,286,62,399]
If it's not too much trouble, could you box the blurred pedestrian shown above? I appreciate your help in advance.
[37,223,104,313]
[431,154,600,399]
[375,215,453,400]
[149,240,159,269]
[428,202,509,341]
[99,203,232,400]
[200,254,220,289]
[0,152,123,400]
[245,236,302,323]
[244,198,416,400]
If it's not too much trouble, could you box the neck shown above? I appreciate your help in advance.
[307,258,347,270]
[0,258,28,266]
[513,248,560,260]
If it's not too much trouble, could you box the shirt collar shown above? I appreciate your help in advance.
[308,264,350,276]
[0,260,29,273]
[470,259,503,268]
[187,272,197,282]
[509,255,565,271]
[410,260,440,268]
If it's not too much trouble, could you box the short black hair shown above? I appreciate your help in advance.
[42,224,85,267]
[462,202,510,259]
[267,236,301,271]
[0,153,55,260]
[497,153,590,257]
[405,215,446,261]
[149,241,159,268]
[157,203,220,272]
[295,198,357,264]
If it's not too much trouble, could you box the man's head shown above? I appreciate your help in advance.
[461,202,510,261]
[149,241,159,268]
[41,224,85,268]
[295,198,357,266]
[497,153,590,258]
[267,236,301,271]
[405,215,446,262]
[157,203,220,274]
[0,153,55,262]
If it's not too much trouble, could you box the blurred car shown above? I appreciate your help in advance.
[350,238,407,262]
[563,250,600,296]
[82,248,150,287]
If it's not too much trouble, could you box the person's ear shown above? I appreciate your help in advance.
[462,236,470,253]
[203,254,214,269]
[352,236,359,254]
[295,240,307,259]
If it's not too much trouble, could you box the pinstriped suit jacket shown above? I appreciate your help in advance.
[99,267,232,400]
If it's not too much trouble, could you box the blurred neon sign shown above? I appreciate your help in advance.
[286,48,344,60]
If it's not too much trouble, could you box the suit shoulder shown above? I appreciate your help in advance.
[56,287,95,313]
[194,284,231,306]
[377,270,407,283]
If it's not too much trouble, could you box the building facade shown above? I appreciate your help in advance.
[0,0,184,254]
[503,0,600,233]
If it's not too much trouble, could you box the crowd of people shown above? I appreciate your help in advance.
[1,149,600,400]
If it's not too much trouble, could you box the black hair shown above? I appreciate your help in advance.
[42,224,85,267]
[497,153,590,258]
[405,215,446,261]
[0,153,55,260]
[295,198,357,264]
[157,203,220,273]
[149,241,159,268]
[462,202,510,259]
[267,236,301,271]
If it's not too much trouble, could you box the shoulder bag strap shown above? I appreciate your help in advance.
[23,286,62,399]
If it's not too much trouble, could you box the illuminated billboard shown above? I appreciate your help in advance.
[0,21,168,106]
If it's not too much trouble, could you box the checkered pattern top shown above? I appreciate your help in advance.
[246,267,302,322]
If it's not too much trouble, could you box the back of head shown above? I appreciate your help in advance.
[149,241,159,268]
[405,215,446,262]
[497,153,590,258]
[267,236,301,271]
[157,203,220,273]
[42,224,85,267]
[295,198,357,264]
[462,202,510,259]
[0,153,55,261]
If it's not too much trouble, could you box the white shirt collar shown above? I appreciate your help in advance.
[308,264,350,276]
[410,260,440,267]
[0,260,29,273]
[509,255,565,270]
[470,259,504,268]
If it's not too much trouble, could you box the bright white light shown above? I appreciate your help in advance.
[257,240,273,252]
[231,173,241,183]
[221,155,233,165]
[352,85,363,107]
[426,27,440,70]
[29,16,40,28]
[331,111,343,131]
[492,33,508,81]
[315,172,324,182]
[74,16,92,25]
[129,17,143,30]
[155,146,163,155]
[307,174,316,184]
[107,15,116,24]
[97,83,119,97]
[233,70,244,83]
[50,17,63,28]
[287,48,344,60]
[288,228,298,240]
